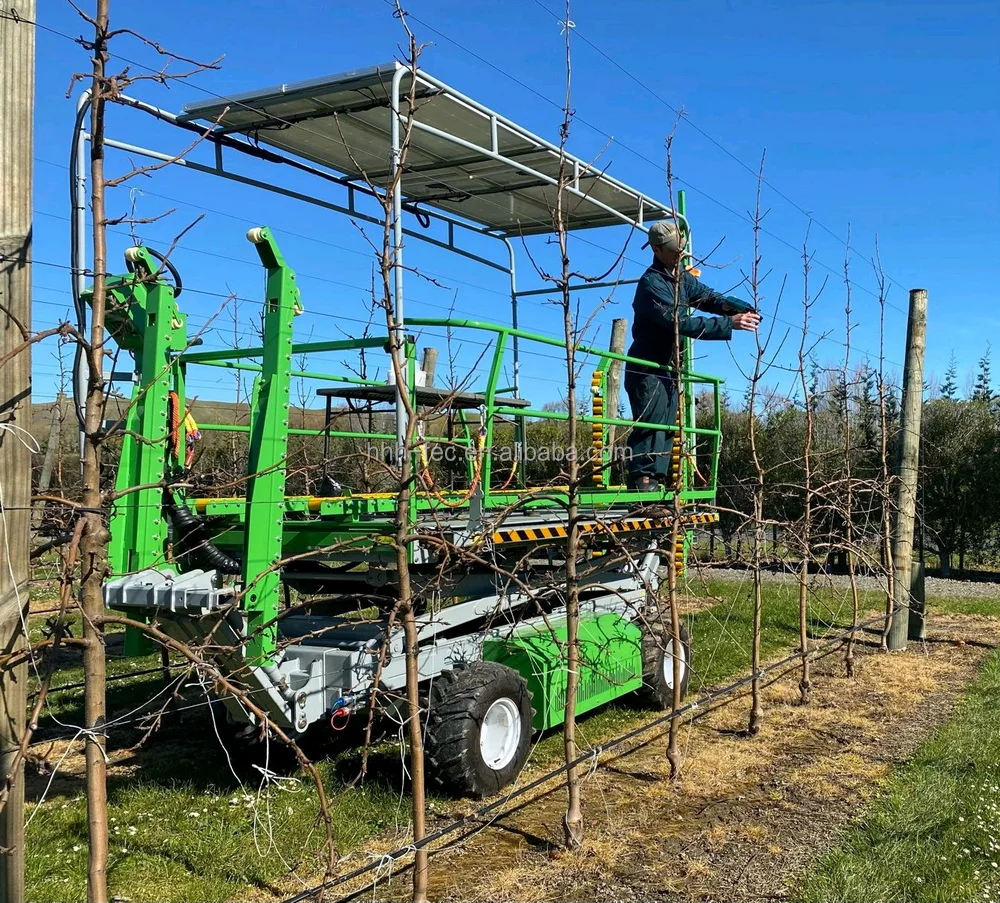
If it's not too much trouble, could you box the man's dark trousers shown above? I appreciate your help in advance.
[625,367,678,484]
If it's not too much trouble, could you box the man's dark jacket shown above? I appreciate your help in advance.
[627,258,751,374]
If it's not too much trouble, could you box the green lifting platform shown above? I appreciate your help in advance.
[78,61,724,796]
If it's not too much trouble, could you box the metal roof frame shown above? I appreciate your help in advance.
[72,64,688,453]
[179,62,679,238]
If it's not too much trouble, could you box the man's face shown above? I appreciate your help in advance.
[652,243,682,270]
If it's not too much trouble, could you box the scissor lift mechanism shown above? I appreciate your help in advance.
[76,63,725,795]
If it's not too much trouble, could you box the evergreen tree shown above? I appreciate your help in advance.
[940,352,958,400]
[973,345,992,402]
[807,360,821,412]
[854,364,878,451]
[830,371,849,420]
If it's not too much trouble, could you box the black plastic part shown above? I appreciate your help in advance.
[130,246,183,298]
[166,497,242,575]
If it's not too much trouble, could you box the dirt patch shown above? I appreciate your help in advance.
[359,612,1000,903]
[675,594,724,617]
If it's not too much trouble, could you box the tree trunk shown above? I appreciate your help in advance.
[82,8,111,898]
[555,25,584,848]
[400,602,428,902]
[561,555,584,847]
[748,515,764,736]
[745,150,767,738]
[666,520,685,778]
[560,291,583,850]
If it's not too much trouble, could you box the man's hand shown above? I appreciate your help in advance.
[731,311,762,332]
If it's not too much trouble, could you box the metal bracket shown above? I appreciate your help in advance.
[103,567,233,613]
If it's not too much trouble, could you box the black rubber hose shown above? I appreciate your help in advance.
[167,498,242,575]
[140,246,183,298]
[69,98,90,432]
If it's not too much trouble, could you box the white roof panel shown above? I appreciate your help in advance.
[181,63,676,236]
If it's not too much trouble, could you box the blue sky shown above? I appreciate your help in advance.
[29,0,1000,407]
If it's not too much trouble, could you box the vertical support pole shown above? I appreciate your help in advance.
[406,338,419,536]
[911,443,927,641]
[33,398,63,528]
[711,380,722,489]
[72,91,90,438]
[909,559,926,641]
[887,288,927,651]
[389,66,408,469]
[0,4,35,896]
[677,191,696,490]
[504,239,528,481]
[108,259,184,583]
[604,318,627,484]
[110,259,185,658]
[505,240,520,399]
[242,227,299,665]
[174,361,188,470]
[481,331,509,506]
[420,346,438,387]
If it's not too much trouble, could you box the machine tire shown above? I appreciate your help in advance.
[638,621,692,708]
[425,662,532,798]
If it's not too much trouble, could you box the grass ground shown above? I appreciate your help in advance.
[798,647,1000,903]
[411,608,1000,903]
[17,578,933,902]
[531,575,875,765]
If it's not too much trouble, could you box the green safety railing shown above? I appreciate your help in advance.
[175,317,725,508]
[99,228,725,666]
[407,317,724,501]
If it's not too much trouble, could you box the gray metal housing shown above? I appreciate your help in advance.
[105,549,663,735]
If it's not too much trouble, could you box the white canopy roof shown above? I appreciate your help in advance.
[180,63,676,237]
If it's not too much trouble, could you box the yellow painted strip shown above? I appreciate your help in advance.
[489,513,719,544]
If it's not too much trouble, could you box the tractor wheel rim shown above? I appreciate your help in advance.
[480,697,521,771]
[662,638,688,690]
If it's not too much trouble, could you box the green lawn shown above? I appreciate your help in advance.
[19,578,898,902]
[929,595,1000,619]
[798,648,1000,903]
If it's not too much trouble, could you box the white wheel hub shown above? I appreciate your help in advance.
[479,697,522,771]
[662,637,688,690]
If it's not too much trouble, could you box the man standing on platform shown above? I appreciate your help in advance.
[625,220,760,491]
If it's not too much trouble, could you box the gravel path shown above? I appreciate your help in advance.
[691,566,1000,600]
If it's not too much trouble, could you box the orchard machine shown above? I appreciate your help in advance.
[73,63,725,796]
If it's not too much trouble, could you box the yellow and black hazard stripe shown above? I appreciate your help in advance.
[669,407,683,488]
[683,511,719,525]
[490,510,718,545]
[591,370,606,487]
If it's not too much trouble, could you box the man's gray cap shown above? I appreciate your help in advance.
[642,219,686,251]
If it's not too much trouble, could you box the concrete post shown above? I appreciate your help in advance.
[0,3,36,897]
[420,346,438,388]
[605,318,628,471]
[887,289,927,651]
